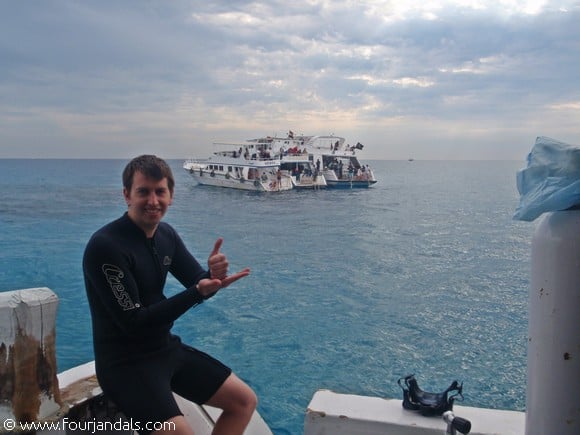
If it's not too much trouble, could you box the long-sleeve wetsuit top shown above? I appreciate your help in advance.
[83,213,210,367]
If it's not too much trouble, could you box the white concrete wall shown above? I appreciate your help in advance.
[0,287,63,426]
[305,390,525,435]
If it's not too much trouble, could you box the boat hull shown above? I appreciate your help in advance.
[184,158,294,192]
[325,179,377,189]
[322,168,377,189]
[188,171,293,192]
[290,174,327,189]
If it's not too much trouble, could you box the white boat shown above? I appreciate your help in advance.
[253,132,378,189]
[244,137,327,189]
[299,134,378,189]
[183,142,293,192]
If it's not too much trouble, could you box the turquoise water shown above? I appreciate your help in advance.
[0,159,531,434]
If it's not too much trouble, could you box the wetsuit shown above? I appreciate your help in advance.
[83,213,231,433]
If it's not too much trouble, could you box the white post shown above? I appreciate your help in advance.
[526,210,580,434]
[0,287,64,427]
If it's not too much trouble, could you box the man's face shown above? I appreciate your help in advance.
[123,170,173,236]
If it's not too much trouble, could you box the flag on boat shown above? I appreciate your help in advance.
[355,142,364,150]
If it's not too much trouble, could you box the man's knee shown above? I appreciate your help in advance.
[230,381,257,414]
[242,387,258,412]
[209,374,258,414]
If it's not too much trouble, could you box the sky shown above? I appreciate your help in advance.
[1,0,579,160]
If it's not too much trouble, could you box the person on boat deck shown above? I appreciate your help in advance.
[83,155,257,435]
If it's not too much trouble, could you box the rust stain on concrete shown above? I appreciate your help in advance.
[0,328,62,423]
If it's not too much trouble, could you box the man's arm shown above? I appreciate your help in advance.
[83,235,205,337]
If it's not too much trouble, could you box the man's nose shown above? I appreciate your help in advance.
[147,192,159,204]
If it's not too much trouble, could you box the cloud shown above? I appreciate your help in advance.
[0,0,578,159]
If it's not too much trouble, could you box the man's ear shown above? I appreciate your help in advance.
[123,187,130,205]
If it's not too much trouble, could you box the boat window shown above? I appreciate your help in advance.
[228,166,232,172]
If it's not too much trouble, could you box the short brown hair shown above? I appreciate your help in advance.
[122,155,175,193]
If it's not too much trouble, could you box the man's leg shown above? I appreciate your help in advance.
[205,373,258,435]
[154,374,256,435]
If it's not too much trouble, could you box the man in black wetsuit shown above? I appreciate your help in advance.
[83,155,257,435]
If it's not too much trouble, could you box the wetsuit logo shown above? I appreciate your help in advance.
[102,264,136,311]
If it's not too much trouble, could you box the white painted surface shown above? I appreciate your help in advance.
[527,209,580,435]
[0,287,58,347]
[305,390,525,435]
[0,287,61,423]
[57,360,97,390]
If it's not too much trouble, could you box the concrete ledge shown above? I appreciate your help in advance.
[305,389,525,435]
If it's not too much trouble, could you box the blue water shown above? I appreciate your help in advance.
[0,159,531,434]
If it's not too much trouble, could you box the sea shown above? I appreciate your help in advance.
[0,159,533,434]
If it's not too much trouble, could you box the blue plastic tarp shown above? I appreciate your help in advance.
[514,136,580,222]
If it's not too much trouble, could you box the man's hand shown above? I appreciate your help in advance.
[197,238,250,298]
[208,238,228,279]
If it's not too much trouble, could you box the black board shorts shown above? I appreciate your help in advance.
[96,342,232,434]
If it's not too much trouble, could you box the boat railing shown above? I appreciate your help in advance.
[326,170,375,182]
[212,141,282,161]
[184,158,208,164]
[280,153,311,161]
[214,153,276,161]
